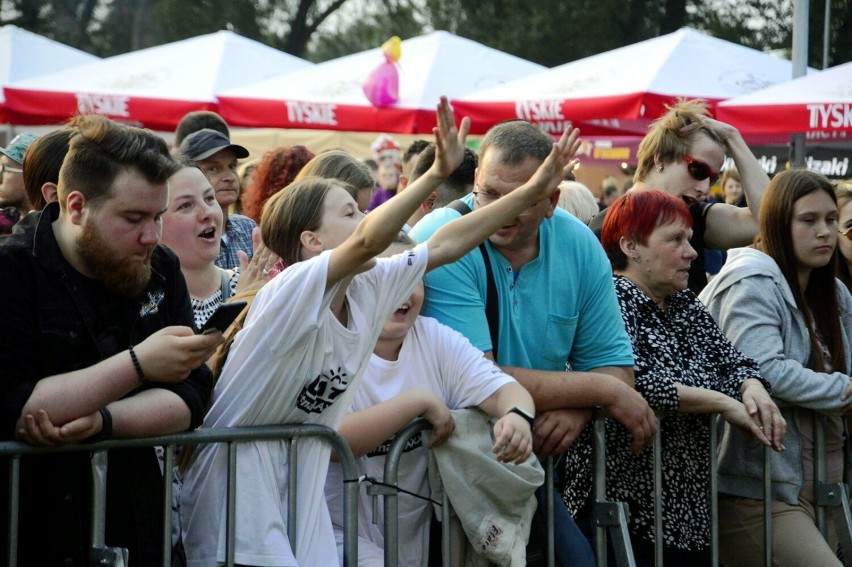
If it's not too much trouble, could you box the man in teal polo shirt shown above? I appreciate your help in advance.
[410,120,656,564]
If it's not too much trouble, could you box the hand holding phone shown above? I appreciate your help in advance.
[200,301,248,334]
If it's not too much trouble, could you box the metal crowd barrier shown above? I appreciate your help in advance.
[0,424,360,567]
[591,414,852,567]
[374,413,852,567]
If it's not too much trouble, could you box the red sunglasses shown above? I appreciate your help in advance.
[683,155,720,185]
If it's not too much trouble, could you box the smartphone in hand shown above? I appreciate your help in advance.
[200,301,248,334]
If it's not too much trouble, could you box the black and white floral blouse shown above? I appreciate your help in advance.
[191,268,240,330]
[560,275,767,551]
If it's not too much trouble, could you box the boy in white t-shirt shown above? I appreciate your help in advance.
[325,238,536,567]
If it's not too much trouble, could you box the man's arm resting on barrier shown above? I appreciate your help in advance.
[17,388,195,445]
[495,360,656,456]
[15,327,222,443]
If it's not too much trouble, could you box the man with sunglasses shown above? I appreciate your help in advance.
[589,98,770,293]
[0,132,38,234]
[410,119,656,565]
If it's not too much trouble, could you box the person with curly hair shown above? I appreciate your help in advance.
[241,145,315,222]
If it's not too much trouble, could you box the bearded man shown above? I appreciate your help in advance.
[0,115,222,566]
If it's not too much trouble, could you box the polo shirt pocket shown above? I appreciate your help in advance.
[541,313,578,362]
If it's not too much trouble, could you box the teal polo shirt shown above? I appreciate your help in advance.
[410,194,633,372]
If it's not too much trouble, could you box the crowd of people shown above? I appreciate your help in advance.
[0,95,849,567]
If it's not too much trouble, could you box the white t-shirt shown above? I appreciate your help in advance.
[181,243,429,567]
[324,316,514,567]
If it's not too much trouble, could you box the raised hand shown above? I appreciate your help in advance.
[520,126,582,204]
[236,228,282,295]
[430,96,471,179]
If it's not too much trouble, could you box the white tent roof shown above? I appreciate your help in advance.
[0,25,99,104]
[3,30,312,129]
[217,31,546,132]
[453,28,806,135]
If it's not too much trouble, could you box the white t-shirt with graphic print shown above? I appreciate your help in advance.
[324,316,514,567]
[180,243,429,567]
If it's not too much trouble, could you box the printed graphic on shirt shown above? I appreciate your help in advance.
[366,432,423,458]
[297,366,350,413]
[139,289,165,317]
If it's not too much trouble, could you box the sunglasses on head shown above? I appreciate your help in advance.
[683,155,720,185]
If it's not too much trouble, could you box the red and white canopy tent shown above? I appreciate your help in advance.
[0,25,99,124]
[715,61,852,144]
[217,31,546,134]
[452,27,803,138]
[3,31,312,131]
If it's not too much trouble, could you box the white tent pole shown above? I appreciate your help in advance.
[823,0,831,70]
[791,0,809,168]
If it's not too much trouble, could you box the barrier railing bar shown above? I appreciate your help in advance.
[709,414,719,567]
[90,451,107,549]
[7,456,18,567]
[288,437,299,555]
[545,454,555,567]
[162,444,175,567]
[442,491,451,567]
[763,444,772,567]
[381,418,432,567]
[226,440,237,567]
[653,419,662,567]
[816,414,827,537]
[594,417,607,567]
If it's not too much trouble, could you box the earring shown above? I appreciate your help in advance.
[633,254,642,263]
[656,164,664,173]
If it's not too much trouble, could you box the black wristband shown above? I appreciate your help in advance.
[129,345,148,385]
[85,407,113,444]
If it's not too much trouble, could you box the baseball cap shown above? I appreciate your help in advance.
[1,133,39,164]
[178,128,249,162]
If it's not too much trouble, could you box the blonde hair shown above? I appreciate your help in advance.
[557,181,598,224]
[294,150,373,201]
[634,99,724,183]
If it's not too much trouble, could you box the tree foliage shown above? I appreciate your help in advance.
[0,0,849,67]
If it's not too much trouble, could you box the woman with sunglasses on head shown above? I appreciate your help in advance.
[700,169,852,567]
[590,99,769,293]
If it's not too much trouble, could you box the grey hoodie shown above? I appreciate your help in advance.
[699,247,852,504]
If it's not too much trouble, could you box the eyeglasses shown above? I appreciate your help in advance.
[0,163,23,177]
[839,227,852,242]
[472,189,537,217]
[682,155,720,185]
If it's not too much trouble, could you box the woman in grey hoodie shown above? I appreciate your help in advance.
[700,169,852,567]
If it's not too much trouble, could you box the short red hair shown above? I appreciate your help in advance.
[601,190,692,270]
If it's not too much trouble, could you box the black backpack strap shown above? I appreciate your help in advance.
[445,199,472,216]
[479,242,500,361]
[443,198,500,359]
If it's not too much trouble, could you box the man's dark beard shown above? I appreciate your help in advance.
[76,221,152,297]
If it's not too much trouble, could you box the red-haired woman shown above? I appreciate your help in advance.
[241,145,314,222]
[563,190,783,565]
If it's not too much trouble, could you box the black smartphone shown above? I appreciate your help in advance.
[200,300,248,334]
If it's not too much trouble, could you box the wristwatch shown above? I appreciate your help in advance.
[506,406,535,428]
